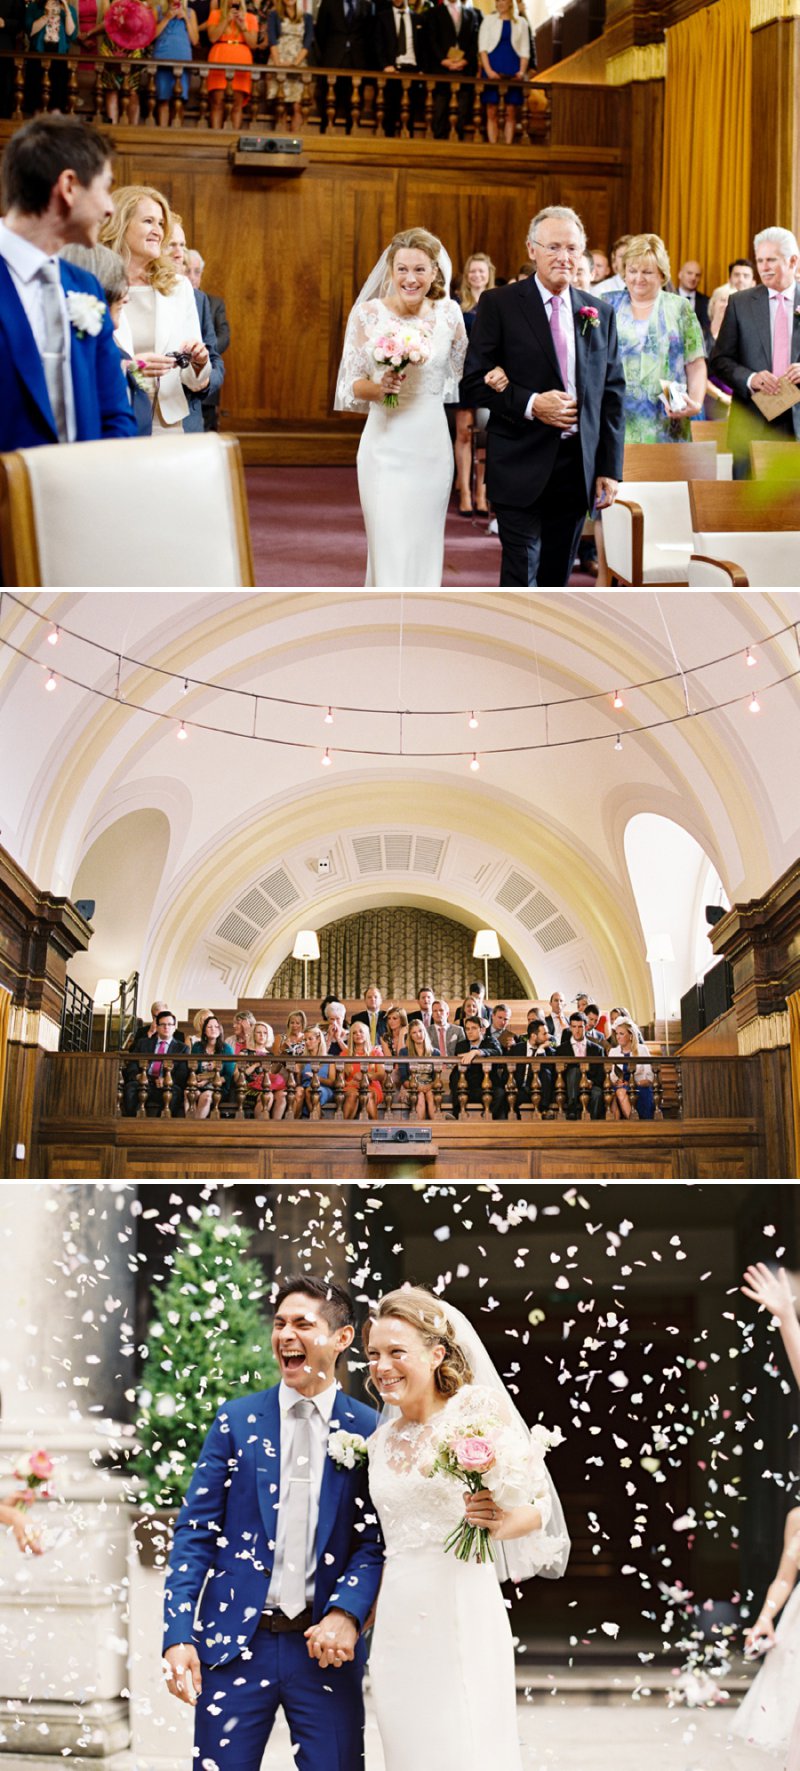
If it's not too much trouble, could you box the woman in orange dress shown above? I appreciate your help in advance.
[342,1021,385,1121]
[207,0,258,128]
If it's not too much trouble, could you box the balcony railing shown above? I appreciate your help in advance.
[112,1051,682,1121]
[0,50,550,143]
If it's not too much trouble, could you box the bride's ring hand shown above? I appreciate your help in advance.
[380,369,405,395]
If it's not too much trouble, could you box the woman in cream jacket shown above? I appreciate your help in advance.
[101,184,209,434]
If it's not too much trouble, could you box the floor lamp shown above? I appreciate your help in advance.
[292,929,320,999]
[473,929,501,1002]
[646,933,675,1055]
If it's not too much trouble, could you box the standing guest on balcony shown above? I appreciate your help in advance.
[0,0,24,120]
[100,184,210,433]
[313,0,376,133]
[544,990,569,1043]
[185,245,230,430]
[461,205,625,586]
[27,0,77,110]
[206,0,258,130]
[81,0,154,127]
[60,238,154,433]
[351,982,389,1046]
[406,1016,436,1117]
[454,251,494,515]
[342,1021,385,1119]
[293,1026,335,1116]
[605,233,707,443]
[407,985,435,1033]
[478,0,531,146]
[265,0,313,133]
[374,0,425,137]
[123,1008,188,1116]
[124,998,171,1047]
[449,1011,500,1116]
[426,0,479,140]
[165,214,224,430]
[430,997,460,1058]
[607,1017,654,1119]
[151,0,199,124]
[0,116,137,452]
[557,1009,605,1120]
[185,1014,235,1118]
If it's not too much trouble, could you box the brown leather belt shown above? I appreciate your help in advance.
[259,1605,314,1634]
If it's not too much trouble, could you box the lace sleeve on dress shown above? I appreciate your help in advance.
[442,300,469,403]
[334,301,375,412]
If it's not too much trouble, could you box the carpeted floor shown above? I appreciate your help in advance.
[246,466,594,587]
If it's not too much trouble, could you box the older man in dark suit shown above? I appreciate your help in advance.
[461,204,625,586]
[710,225,800,475]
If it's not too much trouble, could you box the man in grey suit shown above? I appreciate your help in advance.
[430,998,461,1059]
[710,225,800,475]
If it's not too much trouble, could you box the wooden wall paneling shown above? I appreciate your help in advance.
[0,1041,42,1179]
[42,1052,119,1119]
[679,1056,751,1119]
[628,77,663,233]
[749,20,800,244]
[41,1145,117,1179]
[122,1152,265,1179]
[538,1151,674,1177]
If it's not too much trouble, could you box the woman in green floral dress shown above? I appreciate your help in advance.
[606,232,707,442]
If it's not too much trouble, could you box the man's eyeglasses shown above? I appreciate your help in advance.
[531,241,581,256]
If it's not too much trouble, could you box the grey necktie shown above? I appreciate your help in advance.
[37,260,68,444]
[279,1399,314,1619]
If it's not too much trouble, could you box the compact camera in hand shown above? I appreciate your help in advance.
[167,349,193,369]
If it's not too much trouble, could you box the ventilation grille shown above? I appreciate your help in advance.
[259,868,300,910]
[495,872,575,949]
[415,836,445,875]
[353,835,383,874]
[214,865,300,949]
[537,913,577,952]
[495,871,534,912]
[517,890,558,932]
[216,911,260,950]
[351,833,446,876]
[385,833,413,872]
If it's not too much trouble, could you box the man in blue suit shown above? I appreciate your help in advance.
[0,115,136,452]
[162,1275,383,1771]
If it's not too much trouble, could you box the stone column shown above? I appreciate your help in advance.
[0,1185,136,1770]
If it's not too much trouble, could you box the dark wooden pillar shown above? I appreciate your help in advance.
[749,16,800,238]
[710,861,800,1179]
[0,848,92,1178]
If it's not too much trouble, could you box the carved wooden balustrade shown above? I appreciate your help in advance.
[113,1050,683,1122]
[0,49,550,143]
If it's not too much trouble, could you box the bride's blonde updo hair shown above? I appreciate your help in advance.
[384,230,448,302]
[364,1286,473,1398]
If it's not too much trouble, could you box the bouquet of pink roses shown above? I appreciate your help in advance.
[11,1449,54,1506]
[371,323,432,409]
[428,1412,563,1565]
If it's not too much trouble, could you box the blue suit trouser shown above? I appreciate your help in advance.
[192,1628,366,1771]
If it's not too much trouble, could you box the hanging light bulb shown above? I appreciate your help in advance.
[749,692,760,714]
[324,706,334,724]
[613,689,624,709]
[45,669,57,692]
[177,720,187,740]
[47,625,60,647]
[745,647,756,668]
[181,677,189,696]
[322,747,332,766]
[469,753,480,772]
[614,734,622,752]
[468,710,479,730]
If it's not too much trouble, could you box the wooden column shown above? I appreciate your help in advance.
[749,14,800,235]
[0,847,92,1179]
[710,859,800,1178]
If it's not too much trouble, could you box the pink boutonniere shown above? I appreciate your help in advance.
[579,306,600,337]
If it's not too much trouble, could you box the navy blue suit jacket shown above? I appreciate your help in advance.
[163,1385,383,1668]
[0,257,136,451]
[184,287,225,432]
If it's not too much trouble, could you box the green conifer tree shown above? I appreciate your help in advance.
[131,1213,278,1507]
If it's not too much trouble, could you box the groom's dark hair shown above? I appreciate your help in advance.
[273,1274,355,1331]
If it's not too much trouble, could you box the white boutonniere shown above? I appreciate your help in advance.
[327,1429,368,1470]
[65,292,106,339]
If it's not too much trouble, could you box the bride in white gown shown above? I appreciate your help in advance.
[334,229,467,587]
[364,1286,569,1771]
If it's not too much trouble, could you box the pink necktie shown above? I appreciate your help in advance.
[549,294,569,389]
[438,1027,446,1056]
[772,293,791,378]
[150,1038,167,1078]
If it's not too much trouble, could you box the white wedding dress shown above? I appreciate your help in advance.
[335,297,467,587]
[732,1583,800,1756]
[367,1382,566,1771]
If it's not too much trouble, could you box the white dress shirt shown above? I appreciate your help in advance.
[679,287,697,309]
[394,3,416,63]
[0,219,77,440]
[265,1379,339,1609]
[525,272,577,433]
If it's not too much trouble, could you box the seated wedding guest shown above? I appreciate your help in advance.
[239,1019,276,1118]
[293,1025,335,1116]
[454,252,495,516]
[374,0,425,138]
[351,984,388,1045]
[478,0,531,145]
[584,1001,609,1049]
[544,990,569,1043]
[320,994,348,1031]
[124,997,170,1047]
[728,257,755,291]
[557,1009,605,1120]
[273,1008,307,1060]
[123,1008,187,1116]
[231,1009,256,1053]
[450,1012,500,1115]
[489,1002,517,1117]
[606,233,706,441]
[609,1003,644,1042]
[185,246,230,430]
[192,1007,214,1036]
[0,0,23,120]
[454,981,490,1025]
[407,985,435,1033]
[431,998,460,1059]
[265,0,313,133]
[313,0,376,134]
[381,1005,410,1094]
[516,1016,556,1114]
[592,234,631,296]
[342,1020,384,1119]
[608,1016,654,1119]
[207,0,259,130]
[426,0,479,141]
[324,1005,348,1057]
[165,214,224,430]
[589,248,610,285]
[406,1016,436,1117]
[185,1014,235,1118]
[100,185,209,434]
[152,0,198,125]
[59,240,153,435]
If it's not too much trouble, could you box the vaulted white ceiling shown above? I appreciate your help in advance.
[1,590,797,1015]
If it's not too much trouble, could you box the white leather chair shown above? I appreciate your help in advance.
[0,435,254,586]
[601,481,694,584]
[688,481,800,588]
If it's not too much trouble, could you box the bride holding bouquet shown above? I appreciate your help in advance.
[335,228,467,586]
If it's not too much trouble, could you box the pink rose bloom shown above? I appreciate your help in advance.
[452,1435,496,1473]
[29,1451,54,1480]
